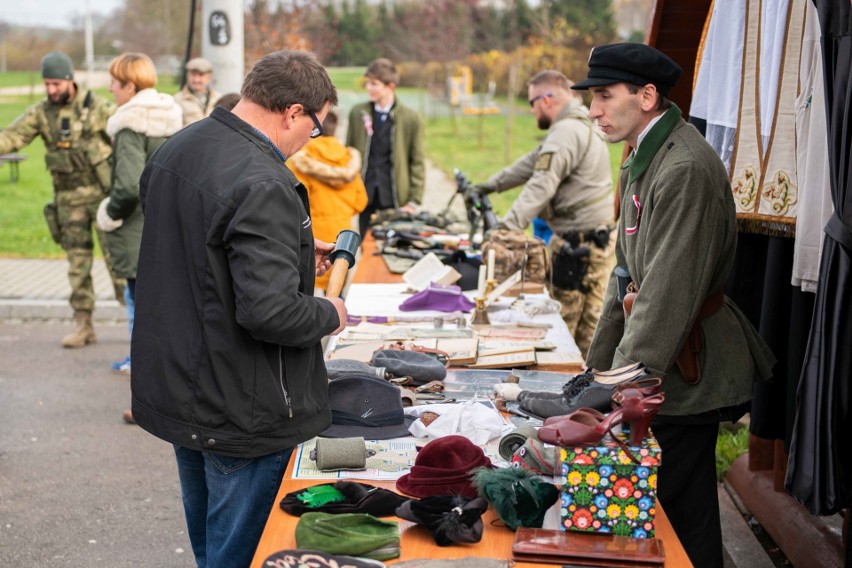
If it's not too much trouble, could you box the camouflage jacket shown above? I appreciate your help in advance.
[0,87,114,192]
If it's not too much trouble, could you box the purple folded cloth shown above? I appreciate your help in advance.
[399,283,476,313]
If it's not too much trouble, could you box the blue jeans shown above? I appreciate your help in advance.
[174,445,292,568]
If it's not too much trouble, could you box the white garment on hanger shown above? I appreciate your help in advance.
[792,1,834,292]
[759,0,790,140]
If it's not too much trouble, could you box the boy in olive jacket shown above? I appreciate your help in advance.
[345,58,424,236]
[574,44,775,568]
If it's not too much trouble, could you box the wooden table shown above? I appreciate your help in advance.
[249,455,693,567]
[249,233,693,567]
[0,153,27,183]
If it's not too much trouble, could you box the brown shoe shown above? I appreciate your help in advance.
[122,409,136,424]
[62,310,96,348]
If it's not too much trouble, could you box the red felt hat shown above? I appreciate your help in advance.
[396,435,492,498]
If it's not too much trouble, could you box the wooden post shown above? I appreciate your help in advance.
[504,62,518,165]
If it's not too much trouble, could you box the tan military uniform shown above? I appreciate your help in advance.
[481,100,615,357]
[174,85,220,127]
[0,88,122,340]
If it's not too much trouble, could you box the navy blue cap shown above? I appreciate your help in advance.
[572,43,682,97]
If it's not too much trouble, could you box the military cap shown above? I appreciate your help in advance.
[572,43,682,97]
[185,57,213,73]
[41,51,74,80]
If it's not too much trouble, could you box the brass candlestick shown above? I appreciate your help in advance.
[484,278,497,297]
[471,296,490,325]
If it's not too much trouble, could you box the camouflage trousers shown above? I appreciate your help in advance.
[55,184,124,312]
[549,234,616,360]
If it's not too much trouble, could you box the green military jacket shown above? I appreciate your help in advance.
[345,99,425,205]
[104,88,182,279]
[586,105,775,417]
[0,87,113,192]
[483,101,614,234]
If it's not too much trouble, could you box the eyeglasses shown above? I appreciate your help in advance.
[308,110,324,138]
[529,92,553,108]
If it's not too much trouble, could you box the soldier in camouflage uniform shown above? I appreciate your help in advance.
[471,70,615,358]
[0,51,122,347]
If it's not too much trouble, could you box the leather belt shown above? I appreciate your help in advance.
[623,285,724,384]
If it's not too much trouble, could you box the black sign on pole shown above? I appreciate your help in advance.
[209,11,230,46]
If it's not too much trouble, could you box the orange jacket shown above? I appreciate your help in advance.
[289,136,368,289]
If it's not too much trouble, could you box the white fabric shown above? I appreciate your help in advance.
[792,1,833,291]
[96,197,122,232]
[107,88,183,138]
[493,383,523,401]
[691,0,745,128]
[405,401,507,445]
[759,0,790,139]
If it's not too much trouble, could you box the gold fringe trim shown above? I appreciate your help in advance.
[736,214,797,238]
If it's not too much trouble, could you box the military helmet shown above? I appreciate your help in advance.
[41,52,74,80]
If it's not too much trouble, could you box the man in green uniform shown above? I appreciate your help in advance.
[473,70,615,358]
[574,44,775,568]
[0,51,121,347]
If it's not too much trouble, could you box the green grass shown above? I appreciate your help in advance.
[423,110,624,216]
[327,67,366,92]
[716,425,750,481]
[0,71,42,89]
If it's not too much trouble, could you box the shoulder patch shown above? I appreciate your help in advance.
[534,152,554,171]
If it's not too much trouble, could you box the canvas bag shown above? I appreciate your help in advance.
[481,229,549,284]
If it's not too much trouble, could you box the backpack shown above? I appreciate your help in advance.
[481,229,549,284]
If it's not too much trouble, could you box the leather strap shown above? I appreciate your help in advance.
[622,285,724,385]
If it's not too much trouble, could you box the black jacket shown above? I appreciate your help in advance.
[131,108,340,458]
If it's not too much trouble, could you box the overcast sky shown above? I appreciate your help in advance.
[0,0,123,30]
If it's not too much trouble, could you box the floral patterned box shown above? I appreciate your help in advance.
[559,432,661,538]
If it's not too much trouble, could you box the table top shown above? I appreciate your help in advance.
[249,231,693,567]
[249,453,693,568]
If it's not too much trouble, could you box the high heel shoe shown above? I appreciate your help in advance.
[537,394,665,460]
[612,384,665,446]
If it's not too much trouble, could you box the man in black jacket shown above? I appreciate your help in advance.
[131,50,346,567]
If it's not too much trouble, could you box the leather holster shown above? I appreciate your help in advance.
[622,284,724,385]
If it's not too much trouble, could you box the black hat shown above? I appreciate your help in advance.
[320,375,414,440]
[396,496,488,546]
[572,43,682,97]
[280,480,407,517]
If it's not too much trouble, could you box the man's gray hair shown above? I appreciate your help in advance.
[241,50,338,113]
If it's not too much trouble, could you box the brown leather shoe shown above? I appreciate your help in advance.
[122,409,135,424]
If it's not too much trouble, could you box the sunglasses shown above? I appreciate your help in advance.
[308,110,324,138]
[529,92,553,108]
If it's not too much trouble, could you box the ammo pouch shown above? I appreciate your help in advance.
[549,235,590,292]
[43,202,62,244]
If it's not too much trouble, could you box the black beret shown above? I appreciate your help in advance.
[572,43,682,97]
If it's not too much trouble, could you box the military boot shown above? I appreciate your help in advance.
[62,310,97,348]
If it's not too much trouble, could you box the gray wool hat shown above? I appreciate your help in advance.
[41,52,74,80]
[320,375,414,440]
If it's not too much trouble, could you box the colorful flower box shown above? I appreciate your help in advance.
[559,432,661,538]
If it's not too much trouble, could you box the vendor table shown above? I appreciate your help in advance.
[249,233,693,567]
[249,455,694,567]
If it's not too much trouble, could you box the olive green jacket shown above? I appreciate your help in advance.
[0,88,113,192]
[586,105,775,416]
[104,89,183,279]
[345,99,425,205]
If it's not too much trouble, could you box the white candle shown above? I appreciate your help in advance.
[487,249,496,280]
[478,264,487,296]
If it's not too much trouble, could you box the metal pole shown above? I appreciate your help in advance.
[201,0,245,93]
[84,0,94,84]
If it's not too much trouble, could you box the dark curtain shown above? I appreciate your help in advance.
[785,0,852,516]
[725,234,813,445]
